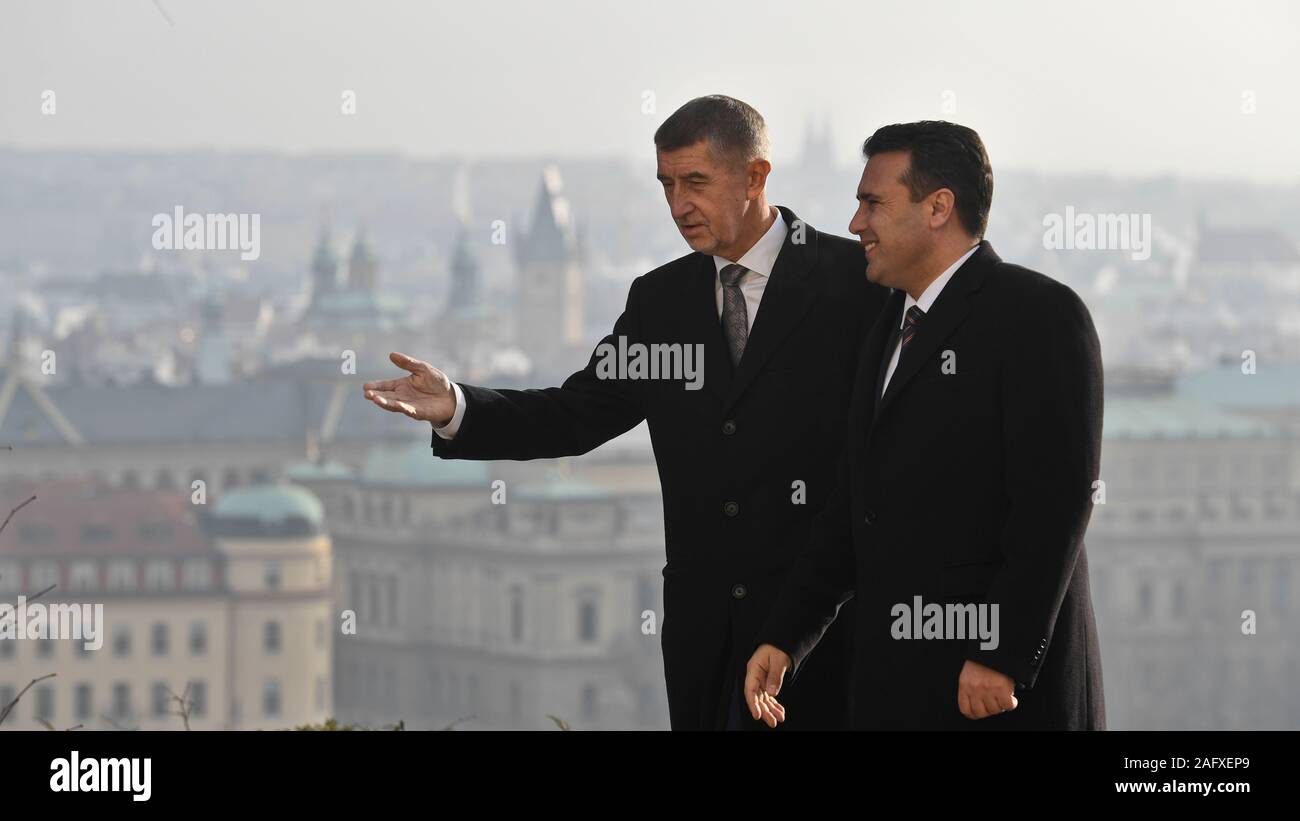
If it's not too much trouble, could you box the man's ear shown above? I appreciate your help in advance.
[928,188,957,229]
[746,158,772,198]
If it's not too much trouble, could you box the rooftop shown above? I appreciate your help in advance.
[0,477,209,557]
[361,439,491,488]
[1104,396,1274,439]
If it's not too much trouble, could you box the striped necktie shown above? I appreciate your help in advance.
[719,263,749,367]
[900,305,925,353]
[877,304,927,402]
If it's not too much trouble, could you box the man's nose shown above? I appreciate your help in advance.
[668,192,693,220]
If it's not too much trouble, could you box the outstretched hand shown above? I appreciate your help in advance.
[362,352,457,425]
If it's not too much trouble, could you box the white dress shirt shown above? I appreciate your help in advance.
[435,207,787,440]
[712,206,787,333]
[879,242,980,396]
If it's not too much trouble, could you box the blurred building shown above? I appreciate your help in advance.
[0,478,333,730]
[513,166,587,377]
[1089,371,1300,730]
[0,346,415,496]
[300,228,410,336]
[292,428,668,730]
[436,224,513,381]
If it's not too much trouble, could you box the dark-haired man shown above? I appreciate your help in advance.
[746,121,1106,730]
[363,95,889,730]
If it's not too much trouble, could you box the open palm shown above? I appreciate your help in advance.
[362,351,456,424]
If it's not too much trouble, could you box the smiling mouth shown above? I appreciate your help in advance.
[864,240,879,253]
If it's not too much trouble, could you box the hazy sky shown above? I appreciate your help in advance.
[2,0,1297,182]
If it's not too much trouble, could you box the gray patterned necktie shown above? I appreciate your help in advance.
[719,263,749,367]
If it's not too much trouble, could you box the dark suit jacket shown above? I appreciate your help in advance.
[430,205,890,729]
[758,241,1106,730]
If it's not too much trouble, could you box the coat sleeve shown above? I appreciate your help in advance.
[965,280,1104,688]
[754,447,857,684]
[430,277,648,461]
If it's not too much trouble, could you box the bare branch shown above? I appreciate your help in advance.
[439,714,476,731]
[0,494,36,539]
[0,672,57,728]
[167,684,193,731]
[100,714,138,732]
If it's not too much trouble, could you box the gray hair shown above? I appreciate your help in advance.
[653,94,771,169]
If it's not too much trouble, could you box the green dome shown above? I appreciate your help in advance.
[362,440,491,488]
[213,483,325,527]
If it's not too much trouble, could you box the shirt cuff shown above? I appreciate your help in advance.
[432,382,466,440]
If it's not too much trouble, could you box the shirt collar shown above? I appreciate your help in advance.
[713,207,787,280]
[901,242,980,323]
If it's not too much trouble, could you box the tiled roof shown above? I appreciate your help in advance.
[0,477,211,557]
[0,378,413,446]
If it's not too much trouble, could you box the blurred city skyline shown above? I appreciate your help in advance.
[1,0,1297,183]
[1,0,1298,733]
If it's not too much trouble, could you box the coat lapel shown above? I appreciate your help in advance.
[682,250,734,405]
[721,205,820,414]
[871,241,997,425]
[852,289,905,438]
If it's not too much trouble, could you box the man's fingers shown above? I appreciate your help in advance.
[744,663,765,721]
[762,692,786,721]
[367,391,416,417]
[367,391,395,409]
[764,652,788,697]
[980,695,1002,719]
[751,692,787,727]
[959,692,1010,720]
[363,378,402,394]
[389,351,428,375]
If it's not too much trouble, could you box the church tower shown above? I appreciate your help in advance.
[513,165,584,374]
[446,225,481,316]
[347,230,378,291]
[310,227,338,306]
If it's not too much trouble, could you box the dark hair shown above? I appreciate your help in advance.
[862,121,992,238]
[654,95,770,169]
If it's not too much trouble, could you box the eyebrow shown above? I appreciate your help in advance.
[658,171,711,182]
[856,191,882,203]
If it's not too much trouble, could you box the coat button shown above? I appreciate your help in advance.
[723,501,740,517]
[864,509,878,525]
[721,420,737,435]
[731,584,747,600]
